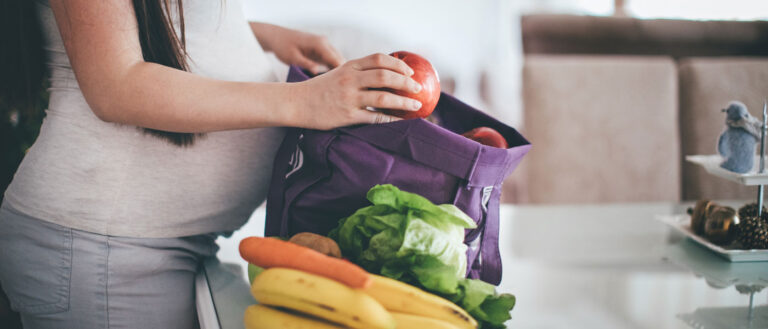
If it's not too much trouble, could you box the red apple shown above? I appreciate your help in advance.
[383,51,441,119]
[462,127,508,148]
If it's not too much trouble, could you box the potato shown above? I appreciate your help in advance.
[289,232,342,258]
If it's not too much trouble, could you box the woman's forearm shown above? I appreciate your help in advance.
[50,0,306,133]
[93,61,301,133]
[50,0,418,133]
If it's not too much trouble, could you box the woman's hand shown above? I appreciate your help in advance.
[250,22,345,75]
[289,53,424,130]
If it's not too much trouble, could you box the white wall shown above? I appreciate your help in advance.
[627,0,768,21]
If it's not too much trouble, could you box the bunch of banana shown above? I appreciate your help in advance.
[245,267,395,329]
[244,268,479,329]
[365,274,478,329]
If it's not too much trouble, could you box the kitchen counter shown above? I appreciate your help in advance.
[197,203,768,329]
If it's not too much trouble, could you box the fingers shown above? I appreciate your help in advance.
[359,91,422,112]
[328,46,346,66]
[294,52,325,75]
[350,53,414,77]
[359,70,422,94]
[295,35,344,74]
[314,37,345,68]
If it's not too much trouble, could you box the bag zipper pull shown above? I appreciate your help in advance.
[286,134,304,178]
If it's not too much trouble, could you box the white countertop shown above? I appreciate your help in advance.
[201,202,768,329]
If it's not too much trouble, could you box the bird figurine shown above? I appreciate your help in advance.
[718,101,762,173]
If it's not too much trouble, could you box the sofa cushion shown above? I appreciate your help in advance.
[522,14,768,58]
[519,55,679,203]
[679,58,768,201]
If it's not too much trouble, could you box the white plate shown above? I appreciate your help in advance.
[686,155,768,185]
[656,214,768,262]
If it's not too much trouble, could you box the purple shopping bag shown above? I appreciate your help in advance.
[265,65,530,285]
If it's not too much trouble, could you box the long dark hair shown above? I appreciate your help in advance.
[1,0,198,147]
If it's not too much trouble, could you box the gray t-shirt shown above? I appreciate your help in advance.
[4,0,286,238]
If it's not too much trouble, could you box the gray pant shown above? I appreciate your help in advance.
[0,203,219,329]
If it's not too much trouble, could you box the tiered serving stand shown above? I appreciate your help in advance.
[659,102,768,328]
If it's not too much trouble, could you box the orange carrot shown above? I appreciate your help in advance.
[239,236,372,289]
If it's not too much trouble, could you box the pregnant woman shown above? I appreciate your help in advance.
[0,0,423,328]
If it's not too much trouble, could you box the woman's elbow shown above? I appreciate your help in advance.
[87,98,119,123]
[78,67,141,124]
[80,86,126,124]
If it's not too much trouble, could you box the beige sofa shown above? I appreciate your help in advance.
[508,15,768,204]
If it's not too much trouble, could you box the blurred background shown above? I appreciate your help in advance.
[3,0,768,206]
[244,0,768,204]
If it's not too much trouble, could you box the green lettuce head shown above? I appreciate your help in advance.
[328,184,515,328]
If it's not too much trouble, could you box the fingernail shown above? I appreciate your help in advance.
[412,82,422,93]
[411,100,422,110]
[407,67,415,76]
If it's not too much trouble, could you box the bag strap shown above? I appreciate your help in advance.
[267,67,310,236]
[475,153,521,284]
[479,186,502,284]
[463,183,502,284]
[265,128,303,237]
[277,131,337,236]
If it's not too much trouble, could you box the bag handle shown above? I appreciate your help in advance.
[479,187,502,284]
[265,128,303,237]
[473,152,522,283]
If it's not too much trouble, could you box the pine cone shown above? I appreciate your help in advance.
[738,203,768,222]
[736,215,768,249]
